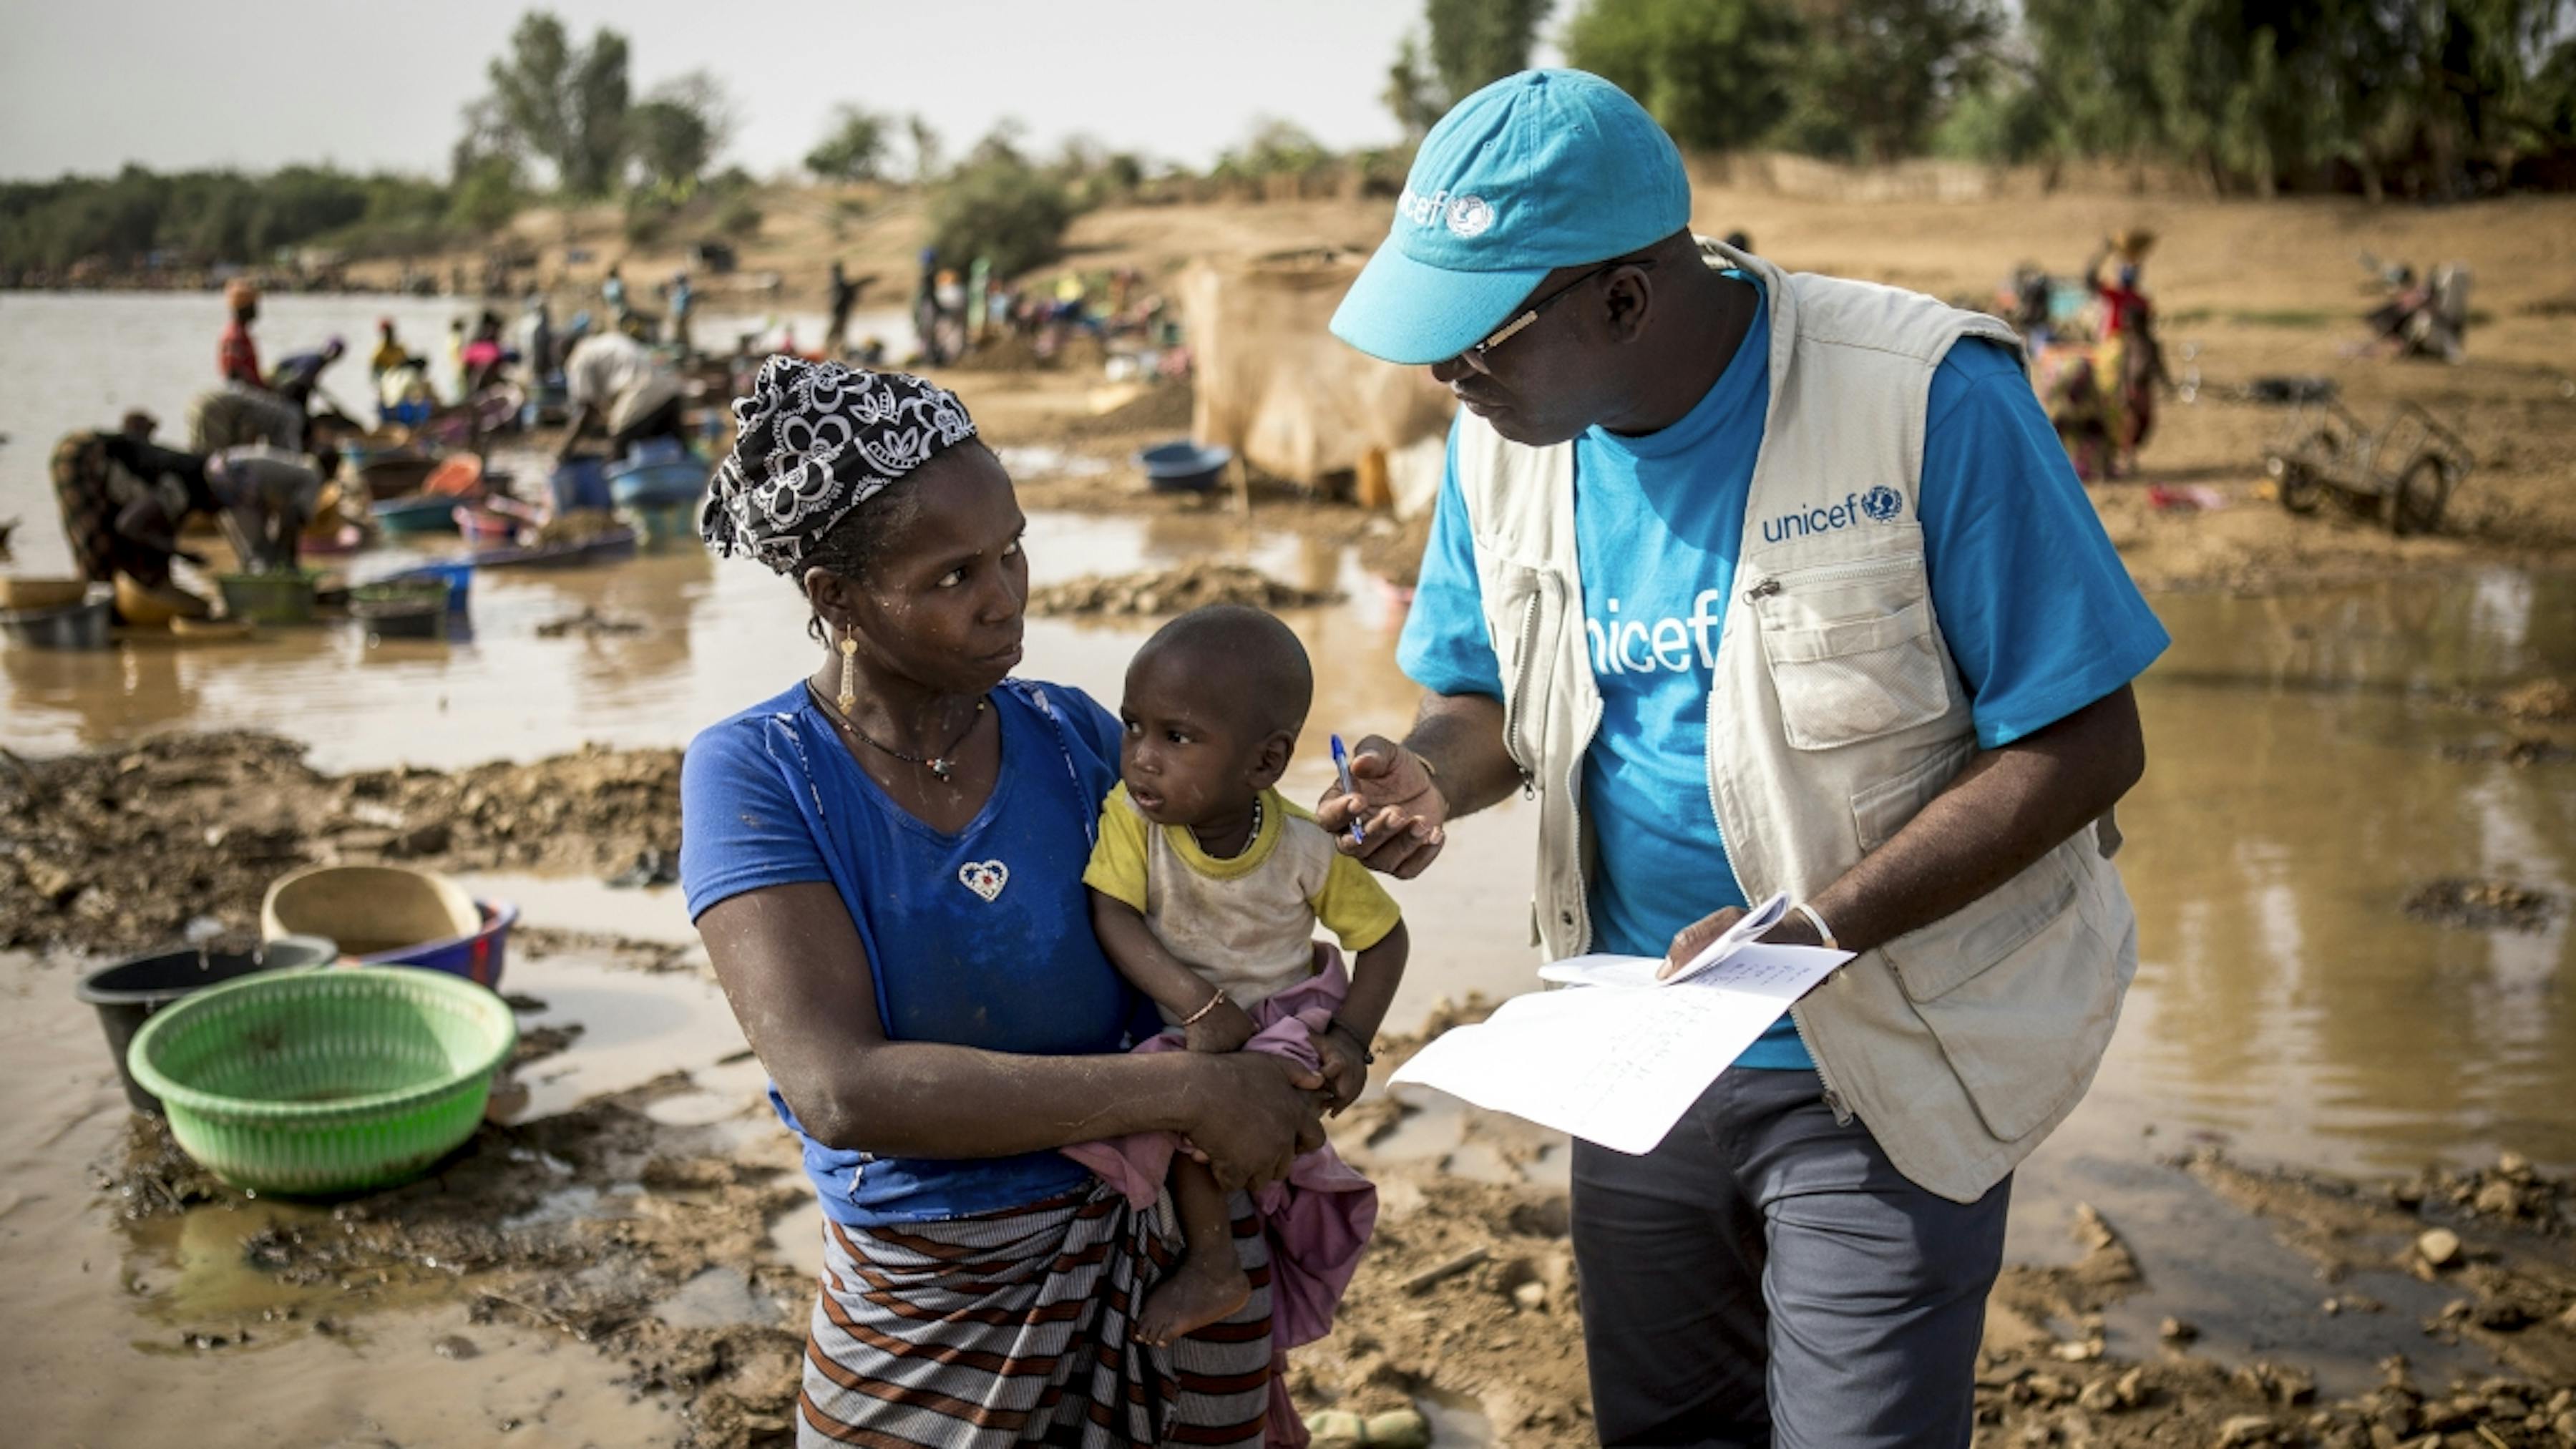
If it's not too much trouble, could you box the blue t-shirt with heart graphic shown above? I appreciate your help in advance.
[1399,279,2169,1070]
[682,677,1157,1224]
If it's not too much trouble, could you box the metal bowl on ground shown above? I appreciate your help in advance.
[1,593,114,650]
[0,576,89,610]
[1137,440,1234,494]
[124,966,517,1196]
[217,570,323,625]
[77,936,338,1113]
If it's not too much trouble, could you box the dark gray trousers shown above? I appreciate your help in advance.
[1571,1069,2010,1448]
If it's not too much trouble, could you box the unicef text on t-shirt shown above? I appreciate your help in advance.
[1586,593,1727,677]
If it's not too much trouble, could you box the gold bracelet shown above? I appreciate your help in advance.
[1181,987,1231,1027]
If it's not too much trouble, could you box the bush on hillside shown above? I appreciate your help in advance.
[927,155,1073,280]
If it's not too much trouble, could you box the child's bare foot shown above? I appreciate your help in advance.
[1134,1249,1249,1347]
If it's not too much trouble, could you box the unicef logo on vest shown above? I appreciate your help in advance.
[1759,489,1908,544]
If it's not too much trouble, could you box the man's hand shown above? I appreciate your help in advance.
[1314,736,1448,879]
[1182,995,1257,1055]
[1658,902,1825,981]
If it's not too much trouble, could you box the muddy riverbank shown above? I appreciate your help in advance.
[11,915,2576,1447]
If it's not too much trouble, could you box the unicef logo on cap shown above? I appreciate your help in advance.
[1860,486,1903,522]
[1444,195,1495,239]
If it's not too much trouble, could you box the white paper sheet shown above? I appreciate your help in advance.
[1387,942,1851,1154]
[1534,892,1790,989]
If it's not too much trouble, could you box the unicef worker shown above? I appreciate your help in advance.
[1319,72,2169,1445]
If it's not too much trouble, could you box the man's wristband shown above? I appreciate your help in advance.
[1790,902,1838,951]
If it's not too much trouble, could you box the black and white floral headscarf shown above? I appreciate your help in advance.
[701,356,978,575]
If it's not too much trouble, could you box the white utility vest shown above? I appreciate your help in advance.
[1452,239,2139,1202]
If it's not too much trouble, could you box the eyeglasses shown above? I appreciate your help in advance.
[1459,256,1659,369]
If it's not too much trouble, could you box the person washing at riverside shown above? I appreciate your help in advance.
[556,327,687,465]
[1064,605,1405,1349]
[1320,71,2167,1445]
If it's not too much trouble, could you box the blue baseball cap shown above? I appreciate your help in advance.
[1331,70,1692,366]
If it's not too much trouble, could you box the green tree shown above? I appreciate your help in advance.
[806,105,891,182]
[927,149,1073,279]
[627,71,731,191]
[1771,0,2004,162]
[0,165,453,276]
[2019,0,2576,195]
[483,11,630,197]
[449,154,523,232]
[446,95,527,234]
[905,113,946,183]
[1385,33,1445,137]
[1425,0,1553,101]
[1385,0,1551,132]
[1564,0,1803,150]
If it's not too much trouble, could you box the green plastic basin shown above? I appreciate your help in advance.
[125,965,517,1196]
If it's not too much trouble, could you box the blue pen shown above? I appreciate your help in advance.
[1330,734,1366,845]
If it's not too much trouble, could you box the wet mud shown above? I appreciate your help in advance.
[101,1035,811,1449]
[1,732,678,952]
[1025,560,1341,618]
[2404,878,2565,933]
[11,769,2575,1445]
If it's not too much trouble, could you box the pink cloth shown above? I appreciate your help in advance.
[1062,950,1377,1360]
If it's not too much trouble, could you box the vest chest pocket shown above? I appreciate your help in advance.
[1751,556,1953,751]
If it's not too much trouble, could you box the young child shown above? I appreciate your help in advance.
[1069,605,1410,1347]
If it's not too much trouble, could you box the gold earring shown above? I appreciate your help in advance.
[836,630,858,716]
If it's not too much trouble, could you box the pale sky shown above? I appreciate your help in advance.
[0,1,1566,182]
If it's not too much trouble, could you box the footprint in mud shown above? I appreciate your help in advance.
[2401,877,2562,932]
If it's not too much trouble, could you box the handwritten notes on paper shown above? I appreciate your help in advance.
[1387,942,1850,1154]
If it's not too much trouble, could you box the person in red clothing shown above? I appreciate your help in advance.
[218,278,263,385]
[2082,233,2168,472]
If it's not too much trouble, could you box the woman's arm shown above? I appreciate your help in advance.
[698,881,1324,1189]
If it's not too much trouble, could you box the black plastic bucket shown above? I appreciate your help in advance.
[76,935,338,1113]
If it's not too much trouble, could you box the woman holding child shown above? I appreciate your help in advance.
[682,359,1394,1448]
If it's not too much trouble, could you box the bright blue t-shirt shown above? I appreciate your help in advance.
[1399,278,2169,1069]
[680,677,1157,1224]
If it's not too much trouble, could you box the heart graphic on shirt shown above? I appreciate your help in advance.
[957,860,1009,903]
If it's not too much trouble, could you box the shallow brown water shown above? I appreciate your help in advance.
[1,947,686,1447]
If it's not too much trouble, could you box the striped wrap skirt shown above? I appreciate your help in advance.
[799,1181,1285,1448]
